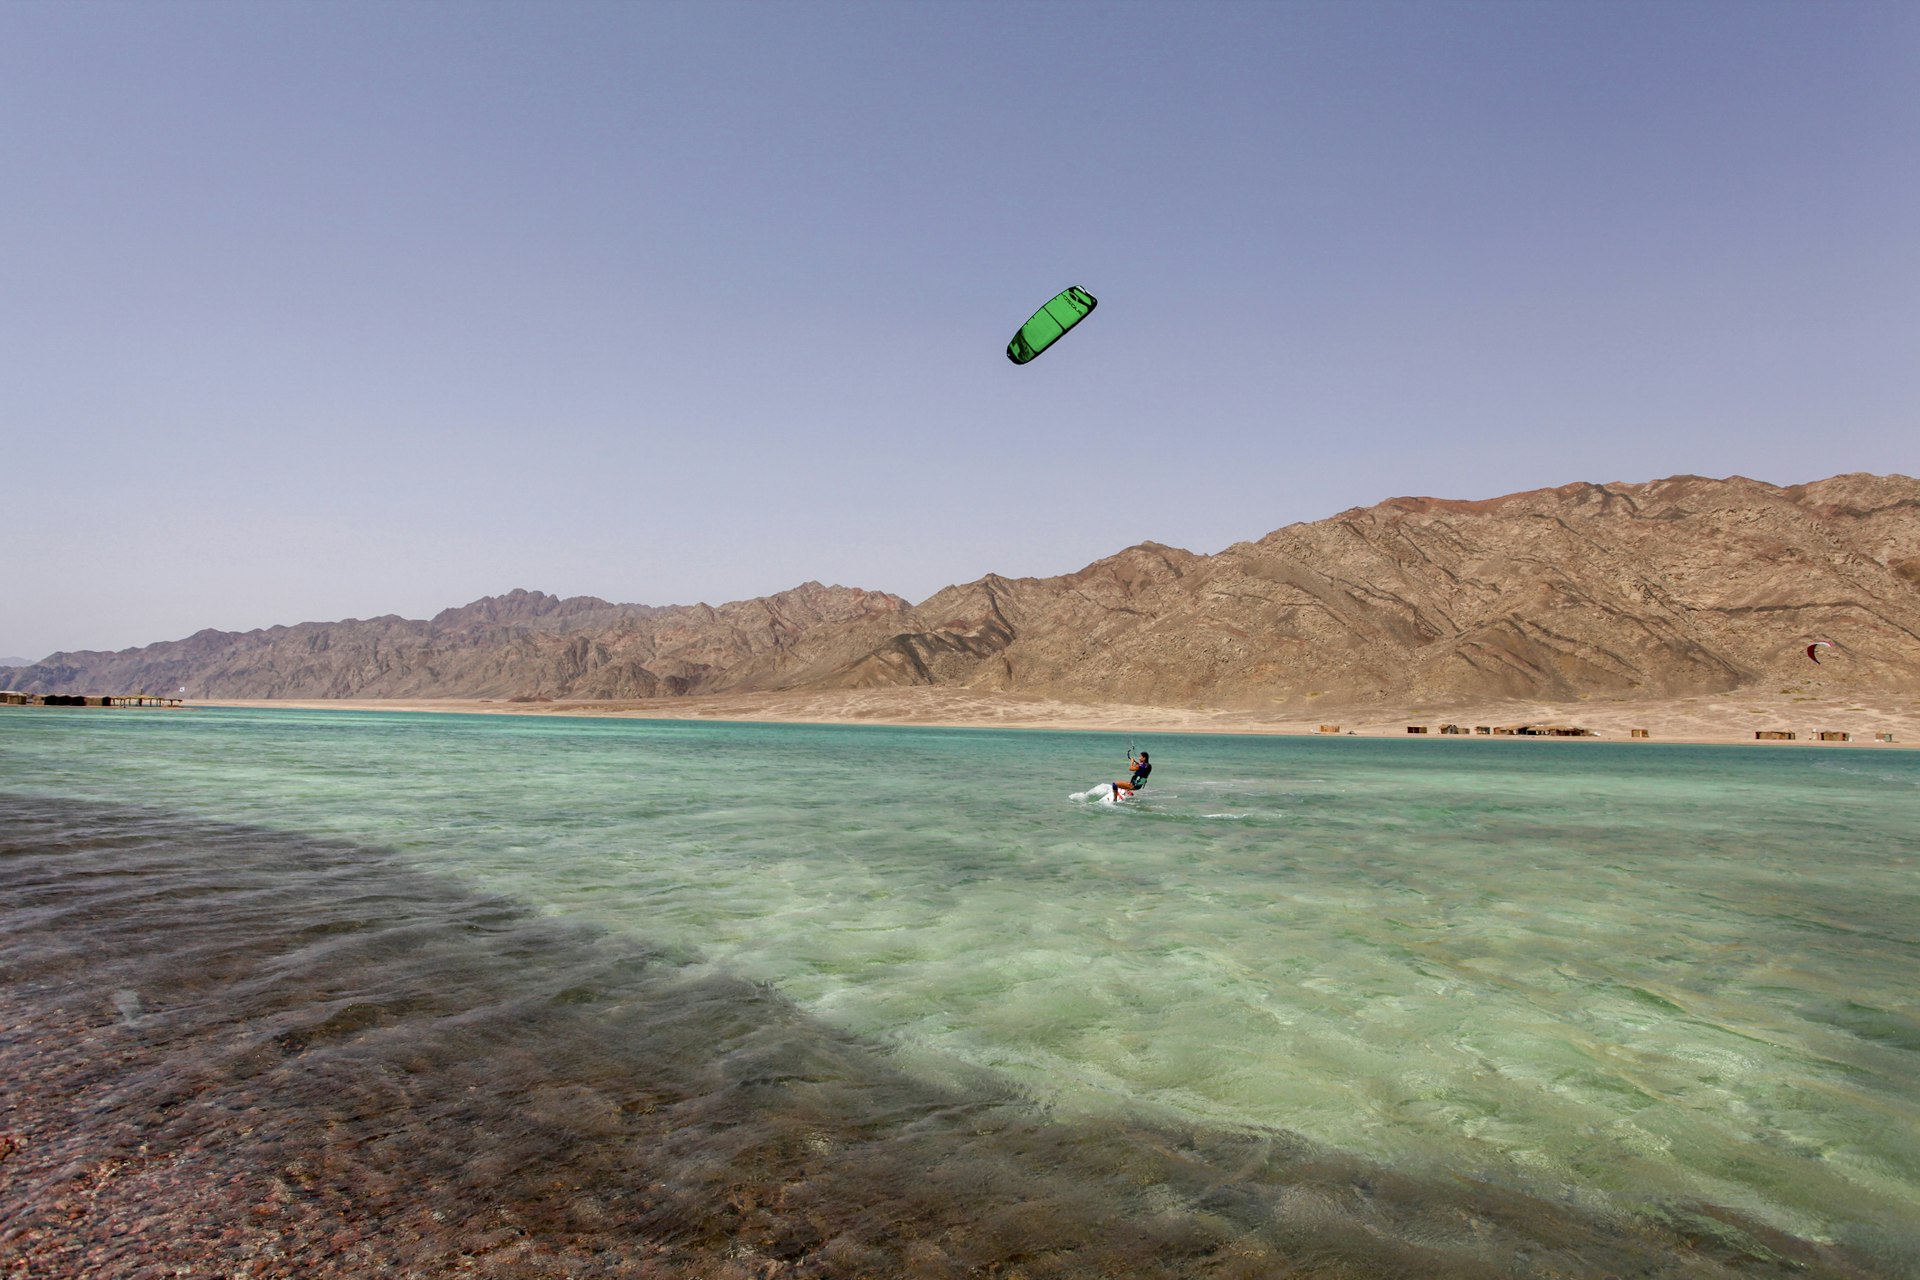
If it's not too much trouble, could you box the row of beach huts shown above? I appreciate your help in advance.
[1750,729,1893,742]
[1315,723,1894,743]
[1398,723,1596,737]
[1,691,183,707]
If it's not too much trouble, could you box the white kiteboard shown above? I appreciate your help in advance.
[1071,781,1137,805]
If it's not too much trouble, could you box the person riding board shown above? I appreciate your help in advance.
[1114,750,1151,798]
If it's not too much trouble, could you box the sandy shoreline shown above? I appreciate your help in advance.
[190,686,1918,747]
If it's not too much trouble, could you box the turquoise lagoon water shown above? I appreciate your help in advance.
[4,705,1917,1275]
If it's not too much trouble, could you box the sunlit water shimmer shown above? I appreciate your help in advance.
[3,706,1916,1277]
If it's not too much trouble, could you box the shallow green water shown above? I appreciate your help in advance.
[5,705,1917,1260]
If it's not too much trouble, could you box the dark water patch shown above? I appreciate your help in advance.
[1801,999,1920,1055]
[0,795,1895,1278]
[1622,985,1689,1014]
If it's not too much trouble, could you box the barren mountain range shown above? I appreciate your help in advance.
[8,472,1919,711]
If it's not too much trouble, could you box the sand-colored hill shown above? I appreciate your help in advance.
[798,472,1920,713]
[4,583,907,701]
[8,473,1918,721]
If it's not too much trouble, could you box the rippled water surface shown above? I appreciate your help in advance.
[3,706,1916,1277]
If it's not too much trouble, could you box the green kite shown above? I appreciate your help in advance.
[1007,286,1098,364]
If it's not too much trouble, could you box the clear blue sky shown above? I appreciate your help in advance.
[3,0,1915,662]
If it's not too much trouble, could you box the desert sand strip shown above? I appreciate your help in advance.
[191,687,1919,747]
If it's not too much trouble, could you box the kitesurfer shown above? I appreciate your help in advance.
[1113,750,1151,798]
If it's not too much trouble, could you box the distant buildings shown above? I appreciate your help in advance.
[0,691,182,707]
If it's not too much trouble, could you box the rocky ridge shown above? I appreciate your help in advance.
[4,584,908,701]
[7,473,1917,710]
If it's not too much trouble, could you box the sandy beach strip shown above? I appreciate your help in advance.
[190,686,1919,747]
